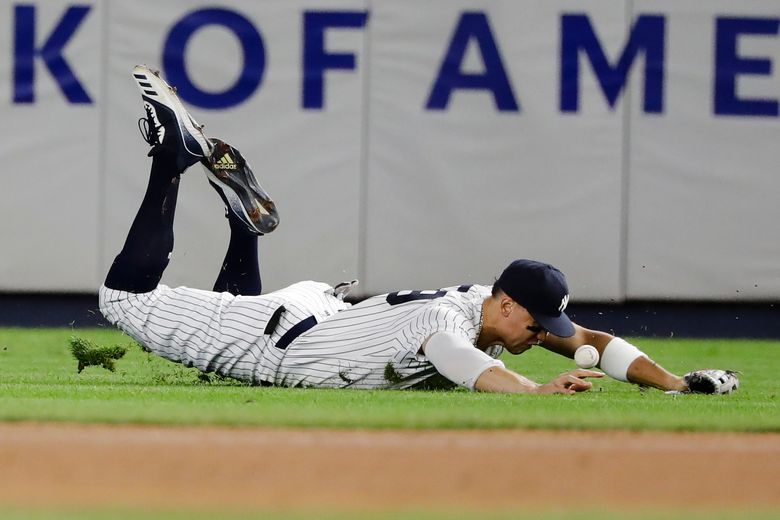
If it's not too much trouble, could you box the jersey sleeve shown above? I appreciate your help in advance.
[404,303,479,357]
[424,331,505,390]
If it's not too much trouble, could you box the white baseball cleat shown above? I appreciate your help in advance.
[132,64,211,173]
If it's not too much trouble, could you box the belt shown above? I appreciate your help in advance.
[264,305,317,351]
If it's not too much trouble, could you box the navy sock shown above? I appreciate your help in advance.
[104,153,179,293]
[212,213,261,296]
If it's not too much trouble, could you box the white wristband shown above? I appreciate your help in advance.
[600,337,647,382]
[424,332,505,390]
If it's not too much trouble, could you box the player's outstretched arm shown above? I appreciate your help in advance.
[422,332,601,394]
[541,324,687,392]
[474,366,603,394]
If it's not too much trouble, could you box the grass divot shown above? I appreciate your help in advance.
[69,336,128,373]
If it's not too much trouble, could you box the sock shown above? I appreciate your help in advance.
[212,212,261,296]
[104,153,180,293]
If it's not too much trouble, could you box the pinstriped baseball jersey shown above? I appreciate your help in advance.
[99,282,502,389]
[278,284,501,389]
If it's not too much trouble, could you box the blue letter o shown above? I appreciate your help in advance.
[163,8,264,109]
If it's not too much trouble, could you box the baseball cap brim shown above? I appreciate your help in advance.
[531,310,575,338]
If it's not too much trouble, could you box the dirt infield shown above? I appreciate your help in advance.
[0,423,778,512]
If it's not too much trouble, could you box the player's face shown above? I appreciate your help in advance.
[500,301,547,354]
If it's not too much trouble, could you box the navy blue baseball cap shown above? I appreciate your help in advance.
[496,259,575,338]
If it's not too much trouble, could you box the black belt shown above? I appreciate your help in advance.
[264,305,317,351]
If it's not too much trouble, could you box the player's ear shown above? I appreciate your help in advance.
[500,297,514,317]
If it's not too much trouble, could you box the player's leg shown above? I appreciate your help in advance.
[202,138,279,296]
[211,204,263,295]
[100,283,279,384]
[100,67,282,385]
[104,65,210,293]
[103,154,182,292]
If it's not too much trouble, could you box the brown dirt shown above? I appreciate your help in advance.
[0,423,778,512]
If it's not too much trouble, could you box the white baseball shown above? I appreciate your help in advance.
[574,345,599,369]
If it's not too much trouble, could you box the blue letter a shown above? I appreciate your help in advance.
[427,12,519,111]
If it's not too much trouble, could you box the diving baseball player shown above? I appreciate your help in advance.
[99,65,739,395]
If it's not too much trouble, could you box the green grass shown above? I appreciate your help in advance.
[0,327,777,431]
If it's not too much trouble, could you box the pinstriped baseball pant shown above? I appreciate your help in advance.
[99,281,349,385]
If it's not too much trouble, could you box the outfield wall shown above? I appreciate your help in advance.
[1,1,779,302]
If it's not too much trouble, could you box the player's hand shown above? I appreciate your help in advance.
[536,369,604,395]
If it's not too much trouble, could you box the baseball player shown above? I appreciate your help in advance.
[99,65,739,395]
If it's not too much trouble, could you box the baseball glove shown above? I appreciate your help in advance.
[683,369,740,394]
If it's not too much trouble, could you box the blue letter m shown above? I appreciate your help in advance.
[560,14,665,113]
[14,4,92,104]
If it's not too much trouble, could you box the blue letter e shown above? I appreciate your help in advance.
[714,17,779,117]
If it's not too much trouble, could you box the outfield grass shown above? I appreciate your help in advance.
[0,327,777,431]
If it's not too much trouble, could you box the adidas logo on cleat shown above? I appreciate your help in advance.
[214,153,238,170]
